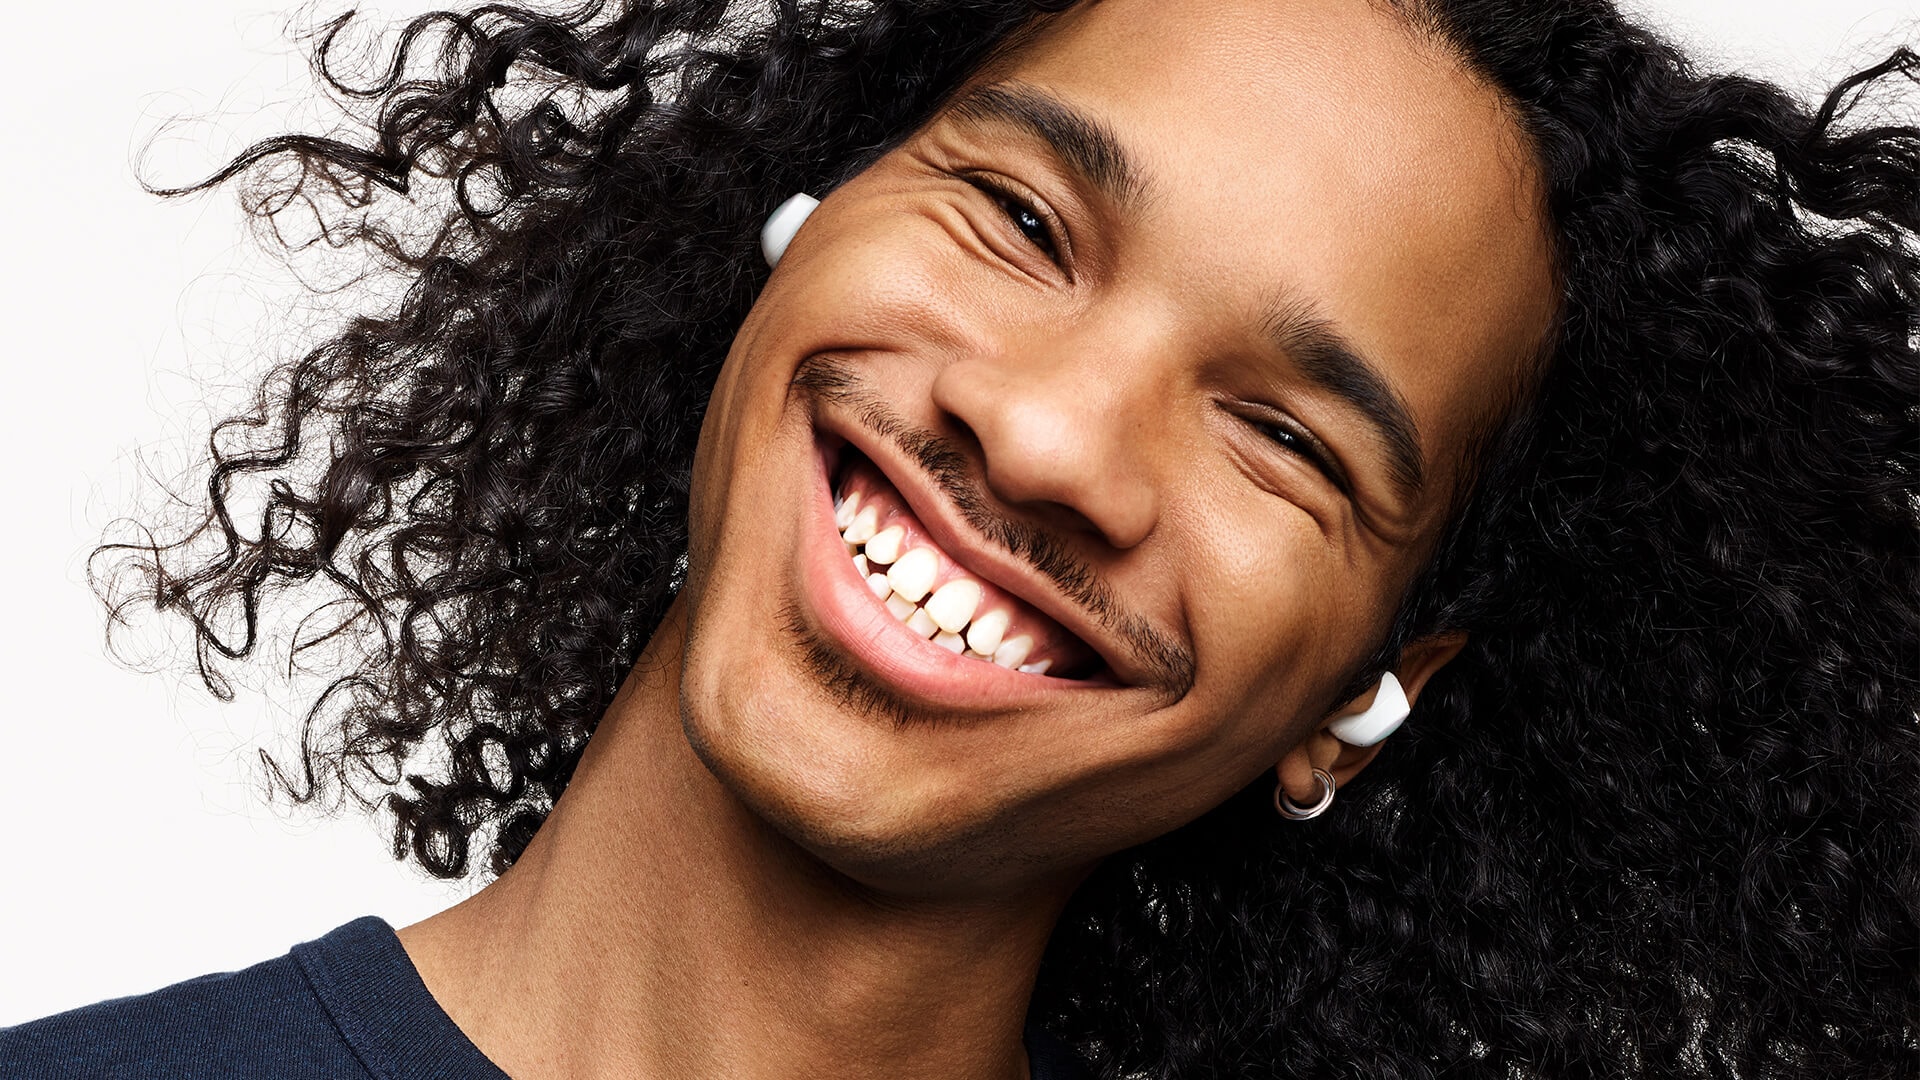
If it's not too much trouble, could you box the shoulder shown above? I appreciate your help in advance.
[0,919,386,1080]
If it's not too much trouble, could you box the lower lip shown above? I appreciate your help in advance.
[795,435,1092,710]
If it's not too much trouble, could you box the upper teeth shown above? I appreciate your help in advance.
[844,505,880,545]
[964,608,1009,656]
[864,525,906,565]
[838,486,1055,675]
[924,579,981,633]
[834,490,862,531]
[992,634,1032,669]
[885,547,939,604]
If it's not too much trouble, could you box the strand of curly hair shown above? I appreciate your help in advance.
[94,1,1918,1076]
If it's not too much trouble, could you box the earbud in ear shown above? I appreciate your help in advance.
[761,192,820,268]
[1326,671,1411,747]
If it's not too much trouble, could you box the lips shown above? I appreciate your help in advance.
[831,451,1102,679]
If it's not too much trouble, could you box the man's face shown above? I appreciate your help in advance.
[677,0,1554,897]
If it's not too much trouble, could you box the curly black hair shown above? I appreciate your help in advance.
[95,0,1919,1076]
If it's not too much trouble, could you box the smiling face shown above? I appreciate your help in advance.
[676,0,1555,897]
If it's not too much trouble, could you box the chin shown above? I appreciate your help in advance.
[666,343,1182,893]
[675,674,1042,896]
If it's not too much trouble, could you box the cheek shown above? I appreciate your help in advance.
[771,188,1052,367]
[1178,498,1363,738]
[683,318,779,577]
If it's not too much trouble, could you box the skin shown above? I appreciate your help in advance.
[398,1,1557,1077]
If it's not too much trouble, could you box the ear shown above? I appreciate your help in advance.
[1273,631,1467,807]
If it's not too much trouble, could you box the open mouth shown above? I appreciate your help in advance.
[827,445,1107,683]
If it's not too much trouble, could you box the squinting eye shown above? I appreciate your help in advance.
[965,175,1061,263]
[999,196,1055,255]
[1251,417,1348,492]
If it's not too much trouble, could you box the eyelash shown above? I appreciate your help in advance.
[1245,413,1349,493]
[963,175,1064,263]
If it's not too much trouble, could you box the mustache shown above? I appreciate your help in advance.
[793,354,1196,697]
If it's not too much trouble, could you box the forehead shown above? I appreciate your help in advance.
[981,0,1556,504]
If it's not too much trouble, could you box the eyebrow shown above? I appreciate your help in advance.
[944,81,1149,208]
[1262,298,1427,496]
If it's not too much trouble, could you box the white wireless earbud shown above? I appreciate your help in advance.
[760,192,820,268]
[1326,671,1411,747]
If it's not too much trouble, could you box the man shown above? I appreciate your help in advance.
[9,0,1915,1076]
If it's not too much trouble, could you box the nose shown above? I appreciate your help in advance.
[928,311,1169,551]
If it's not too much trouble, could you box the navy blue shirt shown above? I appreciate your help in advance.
[1,917,1090,1079]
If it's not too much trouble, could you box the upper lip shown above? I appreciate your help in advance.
[816,410,1150,689]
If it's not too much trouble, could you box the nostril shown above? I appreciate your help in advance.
[939,385,1152,549]
[988,483,1106,544]
[943,411,1099,536]
[936,410,987,472]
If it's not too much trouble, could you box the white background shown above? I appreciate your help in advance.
[1,0,1913,1026]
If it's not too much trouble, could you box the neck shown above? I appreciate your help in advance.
[398,596,1073,1080]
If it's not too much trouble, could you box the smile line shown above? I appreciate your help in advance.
[792,354,1197,698]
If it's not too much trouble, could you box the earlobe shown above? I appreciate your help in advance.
[1270,632,1467,819]
[761,192,820,268]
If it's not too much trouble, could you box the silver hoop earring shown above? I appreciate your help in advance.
[1274,767,1336,821]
